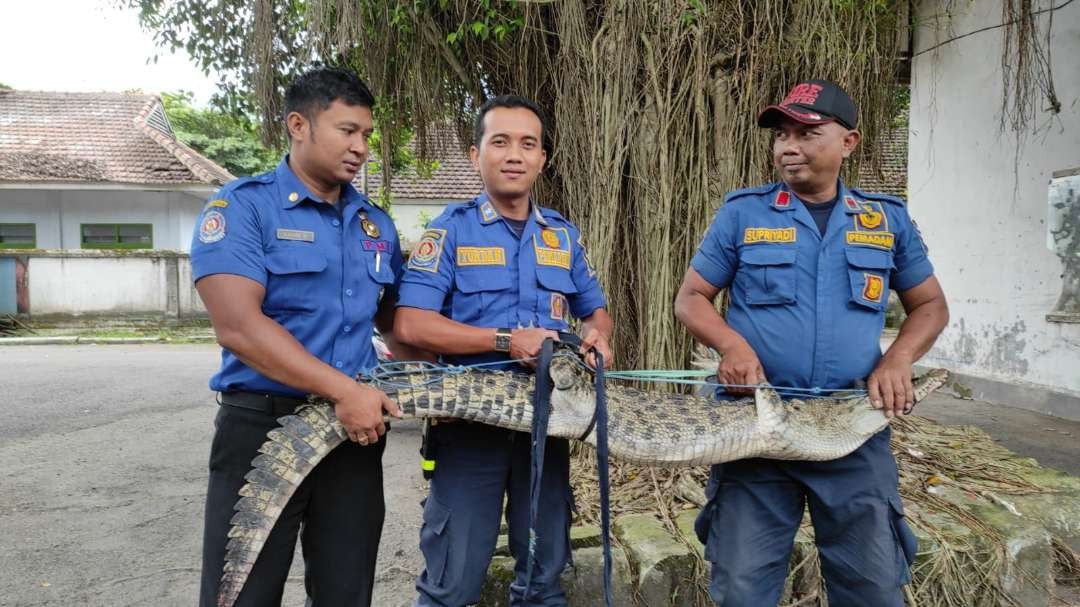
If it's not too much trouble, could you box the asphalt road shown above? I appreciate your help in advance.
[1,344,1078,606]
[0,344,425,607]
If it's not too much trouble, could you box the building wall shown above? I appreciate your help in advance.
[0,187,208,251]
[391,198,464,244]
[0,250,205,318]
[909,0,1080,397]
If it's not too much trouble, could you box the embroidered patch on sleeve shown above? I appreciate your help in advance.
[457,246,506,266]
[846,231,895,250]
[863,273,884,302]
[577,234,597,278]
[408,228,447,273]
[198,210,226,244]
[743,227,797,244]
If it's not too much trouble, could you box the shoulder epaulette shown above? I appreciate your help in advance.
[723,182,781,205]
[851,188,906,207]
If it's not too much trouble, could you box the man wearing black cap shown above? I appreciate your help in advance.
[674,80,949,606]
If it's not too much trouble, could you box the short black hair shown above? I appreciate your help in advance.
[284,66,375,128]
[473,95,547,148]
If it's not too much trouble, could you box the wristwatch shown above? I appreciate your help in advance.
[494,328,513,353]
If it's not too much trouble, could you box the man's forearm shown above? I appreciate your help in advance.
[884,297,949,363]
[395,307,498,355]
[215,313,355,401]
[581,308,613,340]
[376,300,436,362]
[674,291,749,354]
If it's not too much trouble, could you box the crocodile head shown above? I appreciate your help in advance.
[546,355,599,439]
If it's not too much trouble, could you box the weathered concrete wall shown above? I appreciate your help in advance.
[0,250,204,318]
[908,0,1080,404]
[0,187,208,251]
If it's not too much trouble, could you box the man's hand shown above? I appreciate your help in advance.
[867,352,914,418]
[718,341,766,395]
[510,327,560,367]
[579,327,613,369]
[334,383,402,445]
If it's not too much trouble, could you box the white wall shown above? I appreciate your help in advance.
[391,198,460,244]
[0,251,204,317]
[0,187,208,251]
[909,0,1080,396]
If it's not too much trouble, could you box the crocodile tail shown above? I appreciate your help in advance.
[217,404,346,607]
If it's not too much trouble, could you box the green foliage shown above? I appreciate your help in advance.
[161,91,279,177]
[0,81,12,90]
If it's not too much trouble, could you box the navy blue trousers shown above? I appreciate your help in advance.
[694,427,917,607]
[415,422,574,607]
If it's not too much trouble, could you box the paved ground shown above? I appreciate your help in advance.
[1,344,1078,606]
[0,344,424,607]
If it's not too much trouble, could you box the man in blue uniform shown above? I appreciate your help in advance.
[192,67,418,606]
[674,80,949,606]
[394,95,614,607]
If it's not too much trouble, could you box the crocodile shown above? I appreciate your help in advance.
[217,353,948,606]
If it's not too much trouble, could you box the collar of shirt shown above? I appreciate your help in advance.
[771,179,861,215]
[474,191,550,228]
[274,156,373,216]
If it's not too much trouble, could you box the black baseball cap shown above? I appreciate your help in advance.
[757,79,858,130]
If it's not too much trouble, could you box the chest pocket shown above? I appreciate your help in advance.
[845,248,894,311]
[264,246,328,313]
[451,270,513,327]
[365,254,396,286]
[536,267,578,328]
[738,247,796,305]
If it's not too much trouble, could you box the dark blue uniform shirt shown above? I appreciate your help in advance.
[691,181,933,391]
[397,194,606,368]
[190,158,402,396]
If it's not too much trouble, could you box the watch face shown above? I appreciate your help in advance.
[495,331,512,352]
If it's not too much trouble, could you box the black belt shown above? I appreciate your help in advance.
[217,390,307,417]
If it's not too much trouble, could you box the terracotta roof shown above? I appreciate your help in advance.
[856,123,908,199]
[358,127,482,200]
[0,90,233,186]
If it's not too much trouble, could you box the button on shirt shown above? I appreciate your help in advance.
[190,158,403,396]
[690,181,933,391]
[397,194,607,368]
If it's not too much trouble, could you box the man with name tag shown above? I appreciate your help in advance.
[191,66,420,606]
[674,80,949,606]
[394,95,614,606]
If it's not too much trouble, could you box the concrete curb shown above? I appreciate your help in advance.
[0,336,175,345]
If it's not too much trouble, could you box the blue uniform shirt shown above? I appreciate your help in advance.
[190,158,402,396]
[691,180,933,391]
[397,194,607,368]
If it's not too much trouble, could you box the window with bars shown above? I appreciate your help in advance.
[0,224,36,249]
[80,224,153,249]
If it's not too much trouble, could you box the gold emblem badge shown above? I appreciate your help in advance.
[858,209,883,230]
[541,229,560,248]
[360,214,381,238]
[863,273,884,302]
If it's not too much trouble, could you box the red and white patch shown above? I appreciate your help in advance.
[843,196,861,211]
[774,190,791,208]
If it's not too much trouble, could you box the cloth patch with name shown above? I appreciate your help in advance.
[533,227,571,269]
[457,246,506,266]
[846,231,895,250]
[363,239,390,252]
[744,227,796,244]
[276,228,315,242]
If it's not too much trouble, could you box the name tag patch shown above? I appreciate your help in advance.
[276,228,315,242]
[744,227,796,244]
[457,246,506,266]
[846,231,895,250]
[363,239,390,252]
